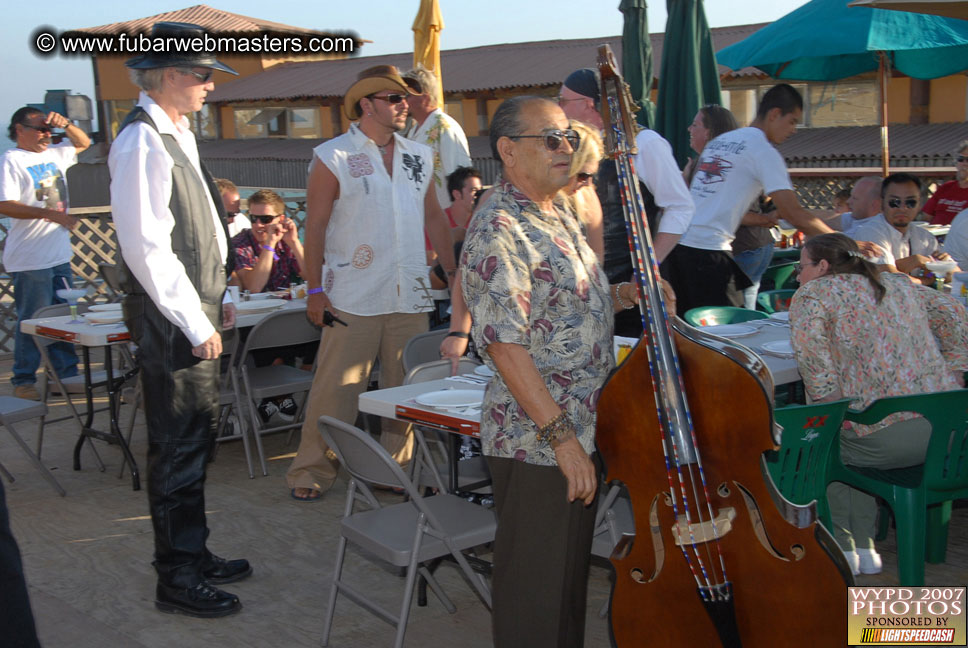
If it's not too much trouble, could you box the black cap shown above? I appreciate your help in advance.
[563,68,600,107]
[125,22,238,76]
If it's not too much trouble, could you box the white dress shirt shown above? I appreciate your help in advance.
[943,208,968,268]
[109,92,228,347]
[633,129,694,235]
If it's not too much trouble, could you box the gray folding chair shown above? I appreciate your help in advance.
[401,329,450,374]
[0,396,64,496]
[318,416,494,648]
[404,359,492,495]
[235,308,321,476]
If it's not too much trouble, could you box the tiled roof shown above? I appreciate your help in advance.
[198,124,966,169]
[77,4,355,38]
[207,22,768,103]
[779,122,968,167]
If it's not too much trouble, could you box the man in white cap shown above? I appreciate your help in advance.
[109,21,248,618]
[286,65,457,502]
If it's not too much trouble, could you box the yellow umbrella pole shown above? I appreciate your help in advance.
[879,51,890,177]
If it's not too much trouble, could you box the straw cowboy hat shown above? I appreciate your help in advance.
[343,65,422,121]
[125,22,238,75]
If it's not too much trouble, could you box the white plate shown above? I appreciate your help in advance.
[84,313,124,324]
[769,311,790,321]
[414,389,483,409]
[473,364,495,377]
[235,298,287,313]
[89,303,123,312]
[760,340,794,356]
[701,324,758,338]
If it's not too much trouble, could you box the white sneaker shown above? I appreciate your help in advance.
[842,550,861,576]
[857,548,883,575]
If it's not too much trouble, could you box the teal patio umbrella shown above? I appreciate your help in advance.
[621,0,657,128]
[655,0,722,167]
[717,0,968,174]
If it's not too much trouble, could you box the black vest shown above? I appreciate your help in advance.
[114,107,233,309]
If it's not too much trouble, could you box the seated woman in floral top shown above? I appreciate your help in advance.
[789,233,968,576]
[231,189,305,293]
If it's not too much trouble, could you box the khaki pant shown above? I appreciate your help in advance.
[827,416,931,551]
[285,311,428,492]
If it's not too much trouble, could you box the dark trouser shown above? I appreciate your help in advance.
[125,294,220,588]
[486,456,598,648]
[663,245,752,317]
[0,479,41,648]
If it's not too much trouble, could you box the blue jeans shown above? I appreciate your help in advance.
[11,263,78,386]
[734,243,775,310]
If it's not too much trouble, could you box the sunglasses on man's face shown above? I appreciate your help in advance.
[887,197,919,209]
[178,68,214,83]
[250,214,282,225]
[22,123,52,135]
[509,129,581,152]
[369,93,407,105]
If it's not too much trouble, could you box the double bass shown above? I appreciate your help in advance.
[593,46,852,647]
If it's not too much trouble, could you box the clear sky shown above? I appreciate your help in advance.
[1,0,813,138]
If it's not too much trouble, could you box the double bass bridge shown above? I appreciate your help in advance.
[672,507,736,546]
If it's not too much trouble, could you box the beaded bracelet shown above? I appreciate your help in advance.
[536,410,575,443]
[614,282,635,310]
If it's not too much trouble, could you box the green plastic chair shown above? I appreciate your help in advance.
[760,262,799,292]
[756,289,797,314]
[830,390,968,586]
[684,306,769,327]
[767,400,851,529]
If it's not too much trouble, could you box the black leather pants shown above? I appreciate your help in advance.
[125,294,220,588]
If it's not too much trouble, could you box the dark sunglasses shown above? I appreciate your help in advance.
[887,197,919,209]
[249,214,282,224]
[957,155,968,163]
[369,93,407,105]
[509,129,581,152]
[179,68,214,83]
[576,172,594,183]
[22,123,53,134]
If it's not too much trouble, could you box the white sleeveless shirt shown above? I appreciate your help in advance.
[312,124,434,316]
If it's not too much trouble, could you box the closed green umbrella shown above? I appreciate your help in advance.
[717,0,968,174]
[621,0,656,128]
[655,0,722,168]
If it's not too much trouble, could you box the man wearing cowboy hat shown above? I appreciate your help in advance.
[108,21,248,618]
[285,65,458,502]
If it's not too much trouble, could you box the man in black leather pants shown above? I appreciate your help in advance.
[108,22,250,618]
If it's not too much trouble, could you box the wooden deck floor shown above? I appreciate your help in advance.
[1,355,965,648]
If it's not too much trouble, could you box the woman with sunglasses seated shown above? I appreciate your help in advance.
[231,189,305,294]
[789,232,968,576]
[231,188,311,422]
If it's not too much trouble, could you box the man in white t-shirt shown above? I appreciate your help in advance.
[0,106,89,400]
[668,84,835,315]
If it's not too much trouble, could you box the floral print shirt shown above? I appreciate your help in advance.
[461,182,614,465]
[790,272,968,436]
